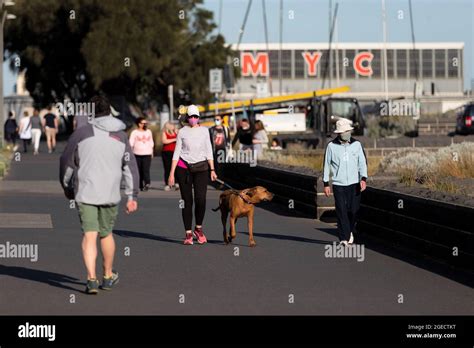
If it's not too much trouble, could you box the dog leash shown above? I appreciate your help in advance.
[215,178,254,205]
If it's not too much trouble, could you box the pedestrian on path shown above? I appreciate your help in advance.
[168,104,217,245]
[42,106,58,153]
[161,121,178,191]
[129,117,154,192]
[252,120,269,157]
[4,111,18,150]
[30,109,42,155]
[60,95,139,294]
[208,115,230,179]
[231,118,253,151]
[18,111,32,153]
[323,118,368,246]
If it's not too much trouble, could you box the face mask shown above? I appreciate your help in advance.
[215,119,222,126]
[188,117,199,126]
[340,132,351,141]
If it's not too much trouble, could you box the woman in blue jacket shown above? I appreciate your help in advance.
[323,118,368,246]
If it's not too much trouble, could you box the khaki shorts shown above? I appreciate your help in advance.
[45,127,57,138]
[77,203,118,238]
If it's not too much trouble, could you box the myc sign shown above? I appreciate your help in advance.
[241,51,374,77]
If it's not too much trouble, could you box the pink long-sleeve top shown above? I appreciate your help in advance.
[129,129,154,156]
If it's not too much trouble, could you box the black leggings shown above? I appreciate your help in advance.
[22,139,31,153]
[135,155,152,189]
[175,166,208,231]
[161,151,174,185]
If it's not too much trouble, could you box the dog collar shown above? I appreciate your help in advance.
[238,193,254,205]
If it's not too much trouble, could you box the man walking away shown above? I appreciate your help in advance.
[42,106,58,153]
[60,95,139,294]
[323,118,367,246]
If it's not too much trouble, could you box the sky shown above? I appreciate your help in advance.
[3,0,473,95]
[204,0,473,89]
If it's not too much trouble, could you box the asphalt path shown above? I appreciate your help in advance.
[0,142,472,315]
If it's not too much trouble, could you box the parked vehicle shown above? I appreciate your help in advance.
[455,102,474,135]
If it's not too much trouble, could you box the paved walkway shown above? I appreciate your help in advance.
[0,142,472,315]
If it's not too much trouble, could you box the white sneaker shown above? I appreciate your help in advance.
[338,240,349,247]
[348,232,354,244]
[164,185,171,191]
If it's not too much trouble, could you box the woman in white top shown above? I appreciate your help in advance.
[18,111,33,153]
[252,120,269,156]
[168,105,217,245]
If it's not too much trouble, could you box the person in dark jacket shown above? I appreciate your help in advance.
[60,95,140,294]
[231,118,254,151]
[4,111,18,149]
[209,115,231,178]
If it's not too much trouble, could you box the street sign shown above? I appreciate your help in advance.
[209,69,223,93]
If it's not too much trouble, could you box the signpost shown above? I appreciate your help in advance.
[209,69,223,116]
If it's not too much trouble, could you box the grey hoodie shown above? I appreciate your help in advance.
[60,115,139,205]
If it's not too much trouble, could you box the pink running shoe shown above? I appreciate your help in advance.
[183,232,193,245]
[193,226,207,244]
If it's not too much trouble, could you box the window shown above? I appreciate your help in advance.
[371,50,382,78]
[345,50,355,78]
[434,49,446,78]
[408,49,420,78]
[396,49,407,78]
[268,50,292,79]
[447,49,460,77]
[295,50,306,78]
[422,50,433,78]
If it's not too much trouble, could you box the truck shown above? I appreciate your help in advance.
[194,86,365,149]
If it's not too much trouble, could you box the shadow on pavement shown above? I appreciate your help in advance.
[241,231,333,245]
[317,228,474,287]
[0,265,84,293]
[114,229,224,245]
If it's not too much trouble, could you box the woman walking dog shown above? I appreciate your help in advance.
[168,105,217,245]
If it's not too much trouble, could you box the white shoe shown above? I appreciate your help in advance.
[348,232,354,244]
[164,185,171,191]
[174,184,180,190]
[338,240,349,247]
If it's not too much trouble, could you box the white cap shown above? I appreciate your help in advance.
[187,105,200,117]
[334,118,354,133]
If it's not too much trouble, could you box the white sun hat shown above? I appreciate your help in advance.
[187,104,200,117]
[334,118,354,133]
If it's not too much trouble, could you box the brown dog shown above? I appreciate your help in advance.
[212,186,274,247]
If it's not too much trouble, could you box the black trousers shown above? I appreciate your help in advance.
[135,155,152,189]
[213,148,226,179]
[332,183,361,241]
[161,151,174,185]
[22,139,31,153]
[175,166,208,231]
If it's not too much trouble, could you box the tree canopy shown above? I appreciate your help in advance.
[5,0,235,108]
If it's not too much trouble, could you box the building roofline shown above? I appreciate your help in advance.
[231,42,465,50]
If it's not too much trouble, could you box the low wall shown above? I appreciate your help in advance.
[221,163,474,271]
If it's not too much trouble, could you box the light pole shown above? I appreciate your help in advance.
[0,0,15,148]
